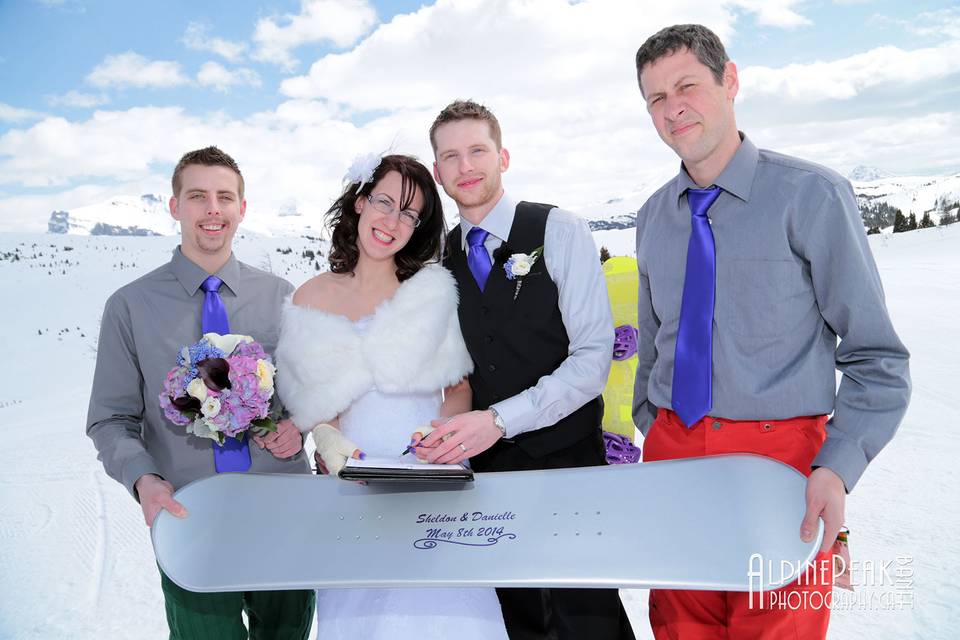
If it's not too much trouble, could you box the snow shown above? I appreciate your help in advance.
[48,194,178,236]
[0,224,957,638]
[853,173,960,223]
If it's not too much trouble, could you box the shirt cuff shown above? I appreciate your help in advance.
[491,393,536,439]
[810,435,868,493]
[122,454,162,501]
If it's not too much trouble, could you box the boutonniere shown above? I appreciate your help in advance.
[503,245,543,300]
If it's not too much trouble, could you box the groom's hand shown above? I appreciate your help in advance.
[420,410,501,464]
[800,466,846,554]
[134,474,187,528]
[253,419,303,459]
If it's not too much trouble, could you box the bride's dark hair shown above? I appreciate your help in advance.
[326,154,445,282]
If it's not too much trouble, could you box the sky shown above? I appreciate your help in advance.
[1,0,959,231]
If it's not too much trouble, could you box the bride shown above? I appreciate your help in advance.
[275,154,508,639]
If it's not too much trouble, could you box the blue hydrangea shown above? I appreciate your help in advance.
[177,338,226,383]
[503,257,517,280]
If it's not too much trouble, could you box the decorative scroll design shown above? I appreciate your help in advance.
[414,533,517,550]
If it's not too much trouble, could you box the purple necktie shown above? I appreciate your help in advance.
[672,186,722,428]
[201,275,251,472]
[466,227,493,291]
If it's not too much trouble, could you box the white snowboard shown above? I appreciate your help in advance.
[152,454,822,593]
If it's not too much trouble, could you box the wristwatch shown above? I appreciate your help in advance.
[489,407,507,439]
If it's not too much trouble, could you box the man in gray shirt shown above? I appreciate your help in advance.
[633,25,910,639]
[87,146,314,638]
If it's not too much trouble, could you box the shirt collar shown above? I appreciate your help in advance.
[459,192,516,251]
[169,246,241,297]
[673,132,758,205]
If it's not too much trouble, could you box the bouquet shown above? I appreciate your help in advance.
[159,333,278,444]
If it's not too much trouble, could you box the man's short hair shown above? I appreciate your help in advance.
[429,100,503,151]
[171,146,245,200]
[635,24,730,95]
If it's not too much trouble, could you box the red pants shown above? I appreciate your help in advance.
[643,409,832,640]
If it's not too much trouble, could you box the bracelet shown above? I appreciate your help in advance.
[489,407,507,438]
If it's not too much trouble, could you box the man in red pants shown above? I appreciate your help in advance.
[632,24,911,638]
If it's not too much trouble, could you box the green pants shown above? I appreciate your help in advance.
[160,569,314,640]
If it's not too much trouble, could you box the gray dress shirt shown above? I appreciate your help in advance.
[458,193,615,438]
[87,247,309,497]
[633,134,910,491]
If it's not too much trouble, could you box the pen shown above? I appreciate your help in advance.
[400,430,450,456]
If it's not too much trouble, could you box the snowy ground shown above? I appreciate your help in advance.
[0,225,956,639]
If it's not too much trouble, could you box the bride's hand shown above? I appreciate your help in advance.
[312,424,363,476]
[408,424,435,453]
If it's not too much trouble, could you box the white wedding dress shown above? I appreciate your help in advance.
[312,317,508,640]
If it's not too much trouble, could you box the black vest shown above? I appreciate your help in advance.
[445,202,603,464]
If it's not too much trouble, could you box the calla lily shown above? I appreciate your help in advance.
[202,333,253,355]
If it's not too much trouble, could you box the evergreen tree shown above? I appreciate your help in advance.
[866,226,881,235]
[599,246,611,263]
[858,200,900,230]
[918,212,935,229]
[940,212,956,226]
[893,211,909,233]
[908,213,918,230]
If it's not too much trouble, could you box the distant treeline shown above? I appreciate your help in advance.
[859,195,959,235]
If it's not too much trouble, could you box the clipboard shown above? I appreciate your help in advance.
[337,455,474,482]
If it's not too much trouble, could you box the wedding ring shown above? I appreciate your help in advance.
[458,443,468,453]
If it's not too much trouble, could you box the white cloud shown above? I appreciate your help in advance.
[728,0,810,28]
[739,39,960,101]
[87,51,189,89]
[0,102,44,123]
[751,111,960,177]
[4,0,960,232]
[901,8,960,39]
[196,62,262,92]
[252,0,378,70]
[34,0,85,13]
[45,91,110,109]
[182,22,247,62]
[281,0,734,109]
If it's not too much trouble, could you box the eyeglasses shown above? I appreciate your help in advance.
[366,194,421,228]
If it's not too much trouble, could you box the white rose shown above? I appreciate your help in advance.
[256,359,276,391]
[188,418,218,441]
[511,259,531,276]
[203,333,253,355]
[200,396,221,418]
[186,377,208,402]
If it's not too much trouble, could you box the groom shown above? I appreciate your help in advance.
[86,146,315,638]
[420,100,635,640]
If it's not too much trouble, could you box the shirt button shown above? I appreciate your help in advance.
[488,364,497,372]
[485,335,493,343]
[712,421,722,430]
[481,306,489,314]
[762,423,772,431]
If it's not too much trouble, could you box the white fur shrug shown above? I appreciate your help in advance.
[275,265,473,432]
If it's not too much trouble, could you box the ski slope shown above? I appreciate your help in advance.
[0,225,956,639]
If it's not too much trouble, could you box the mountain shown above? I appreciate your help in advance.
[847,165,895,182]
[38,170,960,237]
[853,172,960,227]
[579,169,960,234]
[47,194,176,236]
[44,193,327,237]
